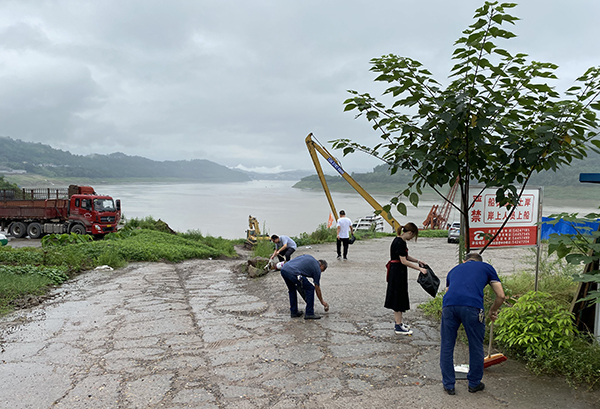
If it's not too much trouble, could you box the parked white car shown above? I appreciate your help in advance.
[447,222,460,243]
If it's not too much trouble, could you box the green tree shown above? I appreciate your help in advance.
[334,1,600,253]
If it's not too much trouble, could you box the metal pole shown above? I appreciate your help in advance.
[534,187,543,292]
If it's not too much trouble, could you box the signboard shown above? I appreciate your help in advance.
[469,186,542,249]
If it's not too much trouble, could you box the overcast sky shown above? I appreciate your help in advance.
[1,1,598,173]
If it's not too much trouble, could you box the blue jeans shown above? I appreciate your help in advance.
[281,270,315,315]
[440,305,485,389]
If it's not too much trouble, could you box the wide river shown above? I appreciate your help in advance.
[97,181,598,240]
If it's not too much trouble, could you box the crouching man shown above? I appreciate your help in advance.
[280,254,329,320]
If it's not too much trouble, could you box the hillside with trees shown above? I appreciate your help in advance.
[0,137,251,183]
[294,153,600,195]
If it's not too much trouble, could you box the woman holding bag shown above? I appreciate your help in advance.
[384,222,428,335]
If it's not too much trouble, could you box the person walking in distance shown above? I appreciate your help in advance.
[384,223,428,335]
[280,255,329,320]
[271,234,297,262]
[440,253,506,395]
[336,210,353,260]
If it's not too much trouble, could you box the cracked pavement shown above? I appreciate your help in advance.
[1,238,599,408]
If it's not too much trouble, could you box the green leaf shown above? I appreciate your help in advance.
[409,192,419,207]
[397,202,407,216]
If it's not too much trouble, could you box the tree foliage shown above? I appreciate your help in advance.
[546,211,600,304]
[334,1,600,253]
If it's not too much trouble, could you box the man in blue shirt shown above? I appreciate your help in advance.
[271,234,297,262]
[280,255,329,320]
[440,253,505,395]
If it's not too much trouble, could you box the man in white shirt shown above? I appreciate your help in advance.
[336,210,354,260]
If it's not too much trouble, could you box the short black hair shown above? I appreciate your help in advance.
[319,259,328,270]
[271,235,279,240]
[339,210,345,215]
[465,253,483,262]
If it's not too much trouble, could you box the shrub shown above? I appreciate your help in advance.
[41,233,94,247]
[124,216,175,233]
[495,291,577,358]
[252,239,274,258]
[293,224,337,246]
[418,292,444,321]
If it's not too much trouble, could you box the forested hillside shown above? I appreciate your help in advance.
[294,152,600,193]
[0,137,250,182]
[293,164,413,193]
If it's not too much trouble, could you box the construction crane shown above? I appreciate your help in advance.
[423,177,459,229]
[305,133,400,232]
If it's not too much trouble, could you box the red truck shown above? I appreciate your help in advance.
[0,185,121,238]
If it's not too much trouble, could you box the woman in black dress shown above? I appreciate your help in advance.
[384,222,428,335]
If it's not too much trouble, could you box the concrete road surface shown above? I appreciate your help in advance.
[1,237,598,408]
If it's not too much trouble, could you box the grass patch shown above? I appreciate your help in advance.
[0,269,56,315]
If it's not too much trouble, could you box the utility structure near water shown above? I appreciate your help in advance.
[305,133,400,233]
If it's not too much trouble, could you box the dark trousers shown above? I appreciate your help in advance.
[280,269,315,315]
[440,305,485,389]
[277,247,295,262]
[336,238,349,258]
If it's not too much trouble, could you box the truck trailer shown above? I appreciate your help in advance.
[0,185,121,238]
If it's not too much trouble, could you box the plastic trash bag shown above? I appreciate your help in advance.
[417,264,440,297]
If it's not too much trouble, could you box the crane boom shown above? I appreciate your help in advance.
[305,133,400,232]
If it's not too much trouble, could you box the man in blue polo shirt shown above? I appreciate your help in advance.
[280,254,329,320]
[440,252,505,395]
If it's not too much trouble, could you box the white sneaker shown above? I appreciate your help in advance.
[394,324,413,335]
[401,323,411,331]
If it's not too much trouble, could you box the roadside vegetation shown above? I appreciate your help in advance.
[0,216,242,316]
[419,248,600,389]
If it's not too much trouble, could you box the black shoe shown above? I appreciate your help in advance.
[304,314,321,320]
[291,311,303,318]
[468,382,485,393]
[444,387,456,395]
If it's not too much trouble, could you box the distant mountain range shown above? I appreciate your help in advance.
[2,136,599,190]
[293,152,600,193]
[0,136,307,182]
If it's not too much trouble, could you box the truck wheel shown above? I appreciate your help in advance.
[70,224,86,235]
[27,223,43,239]
[9,222,27,238]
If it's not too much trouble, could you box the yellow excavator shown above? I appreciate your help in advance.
[305,133,400,232]
[245,215,271,247]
